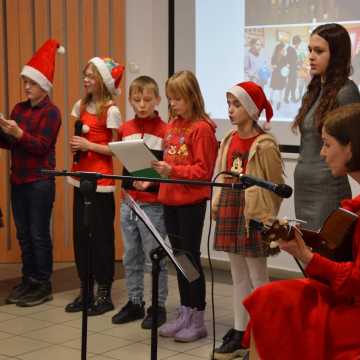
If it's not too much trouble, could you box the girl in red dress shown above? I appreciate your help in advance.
[66,57,124,316]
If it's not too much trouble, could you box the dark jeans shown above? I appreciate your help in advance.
[11,179,55,283]
[73,188,115,285]
[164,201,207,310]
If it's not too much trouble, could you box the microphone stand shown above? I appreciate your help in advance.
[78,177,97,360]
[40,169,289,360]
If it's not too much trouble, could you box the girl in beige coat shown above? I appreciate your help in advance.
[211,82,284,359]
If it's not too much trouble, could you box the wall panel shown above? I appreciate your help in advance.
[0,0,125,263]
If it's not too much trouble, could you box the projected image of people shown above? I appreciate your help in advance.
[246,0,360,26]
[244,23,360,121]
[245,28,309,120]
[244,38,270,87]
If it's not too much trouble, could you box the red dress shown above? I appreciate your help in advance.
[243,195,360,360]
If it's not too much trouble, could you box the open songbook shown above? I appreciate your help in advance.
[109,139,161,179]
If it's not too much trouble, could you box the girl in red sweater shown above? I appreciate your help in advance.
[152,70,218,342]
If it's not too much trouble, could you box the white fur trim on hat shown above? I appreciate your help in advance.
[21,65,52,92]
[89,57,119,96]
[227,86,259,121]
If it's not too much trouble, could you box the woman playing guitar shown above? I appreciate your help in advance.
[243,103,360,360]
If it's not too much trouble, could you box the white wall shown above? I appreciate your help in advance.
[125,0,169,120]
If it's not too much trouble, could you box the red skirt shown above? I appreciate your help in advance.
[243,278,360,360]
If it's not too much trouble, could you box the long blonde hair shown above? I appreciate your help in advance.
[81,62,114,118]
[166,70,209,121]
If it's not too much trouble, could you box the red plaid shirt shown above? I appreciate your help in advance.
[0,96,61,184]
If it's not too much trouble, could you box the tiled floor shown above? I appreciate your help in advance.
[0,263,242,360]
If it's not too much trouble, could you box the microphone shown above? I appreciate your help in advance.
[239,174,293,198]
[73,120,83,164]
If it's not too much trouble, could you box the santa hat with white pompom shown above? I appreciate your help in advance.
[21,39,65,93]
[227,81,273,130]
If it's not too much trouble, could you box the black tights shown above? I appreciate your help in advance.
[164,201,207,310]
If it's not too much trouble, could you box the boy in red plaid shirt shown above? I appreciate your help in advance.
[0,39,63,307]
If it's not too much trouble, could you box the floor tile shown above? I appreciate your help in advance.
[0,331,12,340]
[103,342,177,360]
[63,315,115,332]
[162,353,204,359]
[0,336,49,356]
[27,307,81,324]
[184,341,222,359]
[142,335,211,353]
[16,344,84,360]
[23,324,83,344]
[63,333,131,354]
[0,303,54,316]
[101,321,150,342]
[0,317,52,335]
[0,312,17,322]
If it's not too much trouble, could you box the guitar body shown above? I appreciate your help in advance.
[260,208,358,261]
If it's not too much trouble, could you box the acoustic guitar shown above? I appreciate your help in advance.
[0,208,3,228]
[252,208,358,261]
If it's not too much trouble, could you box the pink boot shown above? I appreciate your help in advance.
[174,308,207,342]
[158,305,191,337]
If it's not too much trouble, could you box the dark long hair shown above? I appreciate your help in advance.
[292,23,352,132]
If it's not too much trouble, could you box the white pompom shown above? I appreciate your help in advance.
[82,124,90,134]
[57,46,65,54]
[269,241,279,249]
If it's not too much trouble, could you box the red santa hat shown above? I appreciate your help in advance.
[88,57,125,96]
[227,81,273,130]
[21,39,65,93]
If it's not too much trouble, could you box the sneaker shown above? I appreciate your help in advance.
[141,305,167,329]
[213,329,247,359]
[6,279,34,304]
[16,282,53,307]
[111,301,145,324]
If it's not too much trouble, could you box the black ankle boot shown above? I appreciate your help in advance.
[213,328,247,359]
[88,284,114,316]
[65,281,94,313]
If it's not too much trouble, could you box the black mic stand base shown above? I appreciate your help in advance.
[79,178,97,360]
[150,246,167,360]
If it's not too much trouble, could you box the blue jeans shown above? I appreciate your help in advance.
[121,202,168,306]
[11,180,55,283]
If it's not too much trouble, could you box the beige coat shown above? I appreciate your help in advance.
[212,130,285,226]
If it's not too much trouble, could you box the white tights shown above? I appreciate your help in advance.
[228,253,269,331]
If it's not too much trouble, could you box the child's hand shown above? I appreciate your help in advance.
[0,117,23,139]
[151,160,172,177]
[133,181,152,191]
[70,135,91,152]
